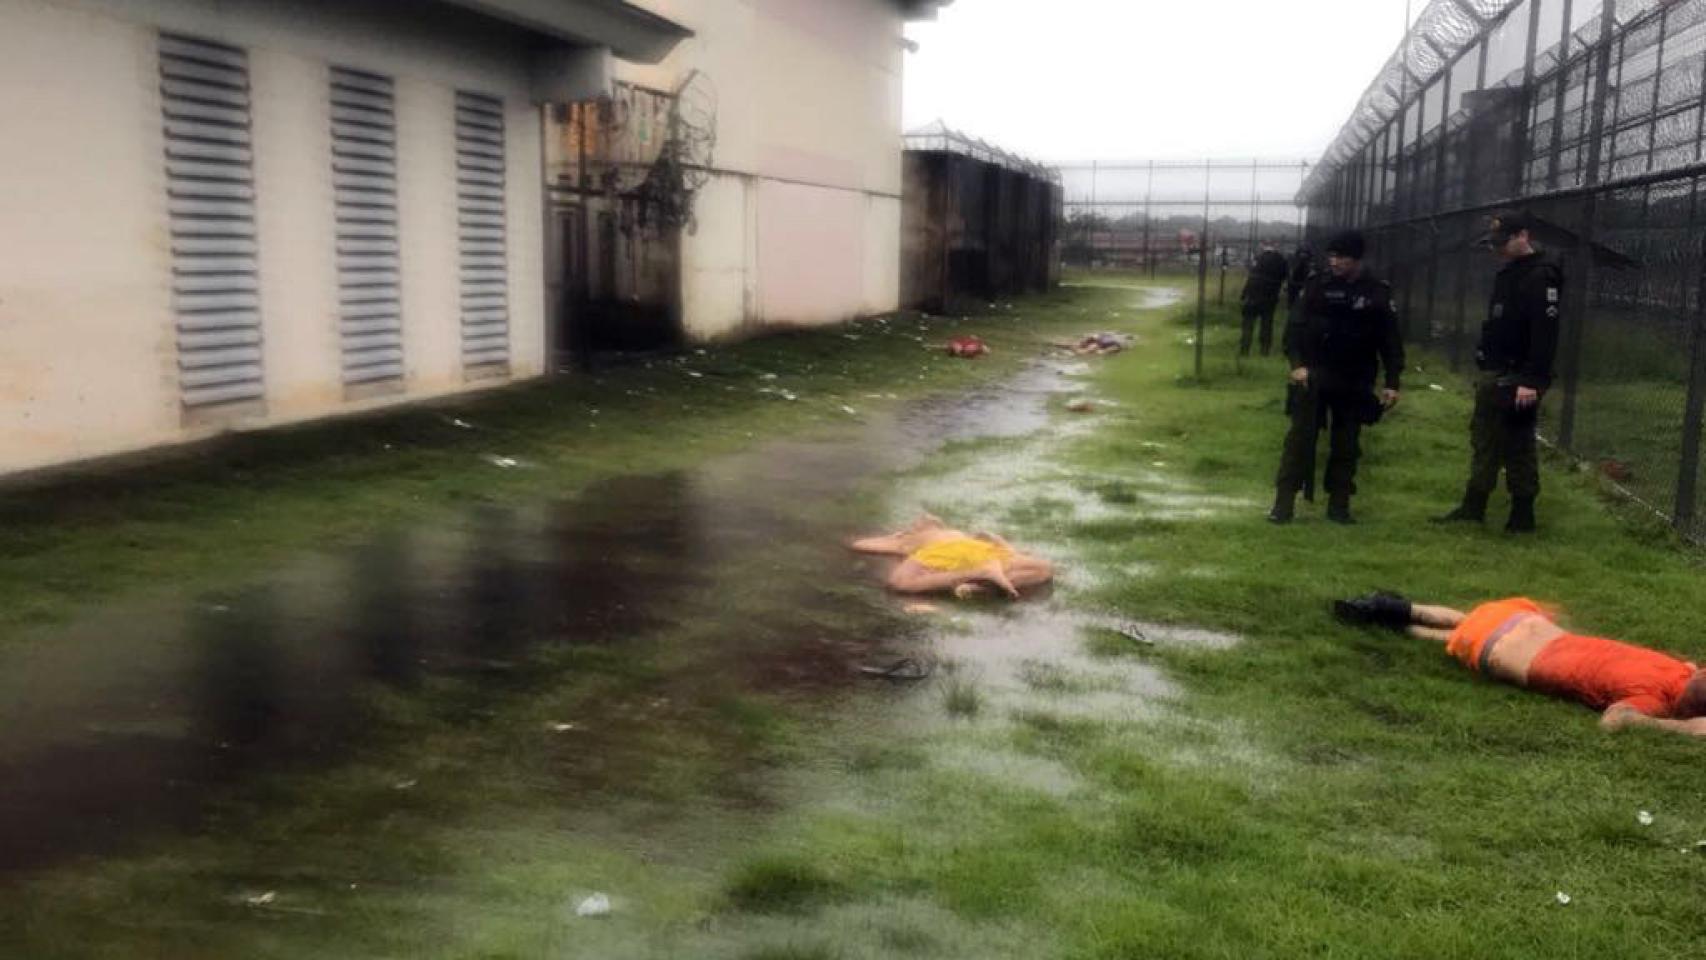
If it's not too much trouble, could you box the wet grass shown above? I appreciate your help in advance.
[0,300,1087,641]
[11,272,1706,957]
[718,272,1706,959]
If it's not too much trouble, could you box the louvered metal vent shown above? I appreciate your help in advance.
[330,67,404,388]
[454,91,509,371]
[159,34,264,409]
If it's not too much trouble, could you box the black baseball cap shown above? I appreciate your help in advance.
[1474,208,1534,246]
[1325,230,1366,260]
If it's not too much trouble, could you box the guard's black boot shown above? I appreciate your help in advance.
[1326,493,1355,525]
[1333,591,1414,629]
[1431,488,1488,525]
[1267,489,1296,525]
[1506,496,1537,533]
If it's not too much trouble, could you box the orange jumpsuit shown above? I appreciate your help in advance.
[1447,598,1697,716]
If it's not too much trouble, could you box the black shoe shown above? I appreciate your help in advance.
[1506,497,1536,533]
[1327,495,1354,525]
[1431,489,1488,525]
[1268,493,1295,524]
[1333,591,1414,629]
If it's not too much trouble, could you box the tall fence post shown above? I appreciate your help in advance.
[1143,158,1155,277]
[1196,160,1211,379]
[1556,0,1618,450]
[1674,233,1706,531]
[1088,159,1099,268]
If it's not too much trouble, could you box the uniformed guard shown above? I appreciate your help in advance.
[1240,241,1290,357]
[1433,209,1563,533]
[1285,244,1315,308]
[1269,230,1404,525]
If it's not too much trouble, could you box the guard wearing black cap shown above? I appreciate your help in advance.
[1240,241,1290,357]
[1433,209,1563,533]
[1269,229,1404,525]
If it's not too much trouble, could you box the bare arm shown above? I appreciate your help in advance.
[1601,704,1706,738]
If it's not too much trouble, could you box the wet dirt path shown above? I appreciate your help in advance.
[1,285,1232,958]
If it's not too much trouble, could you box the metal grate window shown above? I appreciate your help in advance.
[330,67,404,388]
[455,90,509,371]
[159,33,264,409]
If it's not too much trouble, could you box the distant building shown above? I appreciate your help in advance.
[0,0,946,476]
[544,0,950,351]
[900,122,1062,314]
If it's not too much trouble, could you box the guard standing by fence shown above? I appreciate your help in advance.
[1270,230,1404,525]
[1433,210,1562,533]
[1240,241,1290,357]
[1286,244,1314,308]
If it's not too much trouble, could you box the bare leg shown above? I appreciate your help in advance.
[1408,625,1453,644]
[1003,555,1054,590]
[1411,604,1466,629]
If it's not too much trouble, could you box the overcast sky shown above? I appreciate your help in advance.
[903,0,1422,164]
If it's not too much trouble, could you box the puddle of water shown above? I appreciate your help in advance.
[0,352,1086,879]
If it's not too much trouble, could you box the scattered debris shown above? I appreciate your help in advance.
[1428,383,1446,392]
[1637,810,1655,826]
[858,658,932,682]
[484,455,520,469]
[840,405,859,416]
[575,893,613,918]
[244,891,278,908]
[393,779,417,791]
[1554,891,1572,906]
[759,372,778,381]
[687,371,704,379]
[549,722,579,732]
[947,335,989,358]
[1598,458,1635,482]
[445,416,475,430]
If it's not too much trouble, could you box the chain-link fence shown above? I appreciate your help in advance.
[1062,159,1312,303]
[1303,0,1706,540]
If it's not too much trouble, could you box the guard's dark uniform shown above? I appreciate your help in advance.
[1240,248,1290,357]
[1275,270,1404,514]
[1465,252,1563,506]
[1285,247,1314,308]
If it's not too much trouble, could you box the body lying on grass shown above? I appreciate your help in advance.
[1337,593,1706,737]
[850,513,1053,599]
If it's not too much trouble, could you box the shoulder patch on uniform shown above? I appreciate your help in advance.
[1547,287,1560,303]
[1546,306,1559,318]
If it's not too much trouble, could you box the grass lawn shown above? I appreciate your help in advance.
[696,273,1706,959]
[4,272,1705,959]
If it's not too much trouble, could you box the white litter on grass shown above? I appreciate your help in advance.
[549,722,579,732]
[576,893,612,918]
[245,892,277,907]
[781,391,798,401]
[1638,810,1655,826]
[1554,891,1572,906]
[447,417,474,430]
[687,371,704,379]
[393,779,417,790]
[760,373,778,381]
[485,456,519,469]
[1428,383,1446,392]
[840,405,859,416]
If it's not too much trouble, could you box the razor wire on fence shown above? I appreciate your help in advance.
[1302,0,1706,541]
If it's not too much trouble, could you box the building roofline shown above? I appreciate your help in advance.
[902,0,953,22]
[439,0,692,64]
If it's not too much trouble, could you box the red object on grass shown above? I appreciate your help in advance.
[947,336,988,358]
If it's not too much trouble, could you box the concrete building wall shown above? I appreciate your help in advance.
[0,0,546,476]
[617,0,907,339]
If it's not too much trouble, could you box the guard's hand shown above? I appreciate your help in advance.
[1515,386,1540,409]
[1289,366,1309,385]
[1381,388,1400,409]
